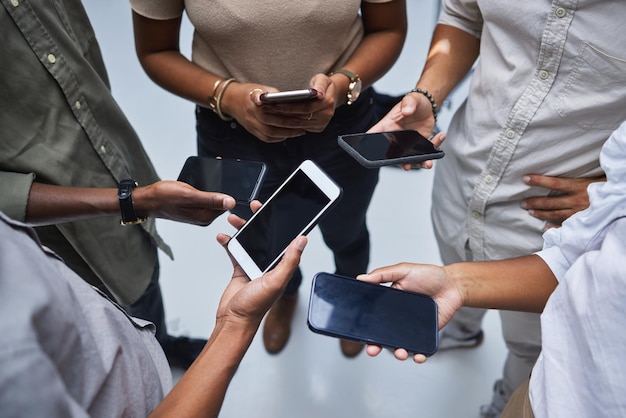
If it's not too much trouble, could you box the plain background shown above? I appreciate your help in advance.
[83,1,506,417]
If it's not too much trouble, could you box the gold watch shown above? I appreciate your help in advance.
[333,69,362,105]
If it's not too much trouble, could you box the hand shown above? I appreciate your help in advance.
[368,91,436,140]
[398,131,447,171]
[134,180,236,226]
[215,198,306,327]
[356,262,463,363]
[521,174,606,229]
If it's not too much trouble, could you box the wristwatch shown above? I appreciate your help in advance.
[118,179,147,225]
[333,69,362,105]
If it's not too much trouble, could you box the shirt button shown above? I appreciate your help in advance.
[100,145,107,153]
[539,70,549,80]
[47,54,56,64]
[485,174,493,183]
[74,101,81,110]
[229,122,237,129]
[505,129,516,139]
[11,0,19,7]
[472,211,481,219]
[555,7,566,18]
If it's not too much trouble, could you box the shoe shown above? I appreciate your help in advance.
[479,403,502,418]
[479,379,506,418]
[340,339,364,358]
[162,335,207,369]
[438,329,484,351]
[263,292,298,354]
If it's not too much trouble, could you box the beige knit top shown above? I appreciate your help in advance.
[130,0,392,90]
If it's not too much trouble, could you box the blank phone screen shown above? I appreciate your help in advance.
[343,130,438,161]
[177,157,265,203]
[308,273,438,355]
[236,170,330,271]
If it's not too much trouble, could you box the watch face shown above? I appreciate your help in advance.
[351,78,362,98]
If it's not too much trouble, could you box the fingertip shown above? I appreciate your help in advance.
[523,175,531,184]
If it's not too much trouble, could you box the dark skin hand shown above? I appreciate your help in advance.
[521,174,606,229]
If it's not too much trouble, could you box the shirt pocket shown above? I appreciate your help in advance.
[555,42,626,130]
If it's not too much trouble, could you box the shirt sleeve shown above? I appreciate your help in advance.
[438,0,483,39]
[0,171,35,222]
[129,0,185,20]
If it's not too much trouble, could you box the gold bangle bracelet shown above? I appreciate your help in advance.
[208,78,224,111]
[215,77,236,121]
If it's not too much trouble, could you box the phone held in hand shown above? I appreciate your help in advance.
[307,272,439,356]
[259,88,318,104]
[337,129,445,168]
[177,156,267,204]
[226,160,342,280]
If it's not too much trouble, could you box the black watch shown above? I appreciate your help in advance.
[118,179,147,225]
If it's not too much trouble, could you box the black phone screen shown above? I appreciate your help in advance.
[235,170,331,272]
[177,157,266,203]
[344,130,439,161]
[308,272,438,355]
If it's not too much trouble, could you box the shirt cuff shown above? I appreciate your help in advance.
[0,172,36,222]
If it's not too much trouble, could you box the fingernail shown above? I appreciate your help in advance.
[520,201,528,209]
[523,175,531,184]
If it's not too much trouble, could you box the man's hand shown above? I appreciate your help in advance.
[521,174,606,229]
[135,180,236,226]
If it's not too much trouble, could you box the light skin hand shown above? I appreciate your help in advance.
[356,263,464,363]
[368,90,437,139]
[521,174,606,229]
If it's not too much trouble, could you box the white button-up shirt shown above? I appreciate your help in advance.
[532,120,626,418]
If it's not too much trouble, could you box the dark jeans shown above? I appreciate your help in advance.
[196,88,379,294]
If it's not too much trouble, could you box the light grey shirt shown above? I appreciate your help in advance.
[0,0,171,304]
[432,0,626,261]
[0,213,173,417]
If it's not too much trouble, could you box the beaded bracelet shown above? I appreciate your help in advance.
[409,87,438,124]
[215,77,237,121]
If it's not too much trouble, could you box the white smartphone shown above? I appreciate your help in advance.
[259,88,318,104]
[226,160,343,279]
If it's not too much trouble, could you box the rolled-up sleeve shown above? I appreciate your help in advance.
[0,172,35,222]
[129,0,185,19]
[438,0,483,38]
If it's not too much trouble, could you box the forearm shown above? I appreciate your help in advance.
[414,23,480,107]
[446,254,558,313]
[25,183,119,225]
[149,320,259,418]
[132,12,221,108]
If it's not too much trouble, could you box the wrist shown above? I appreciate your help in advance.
[407,87,438,124]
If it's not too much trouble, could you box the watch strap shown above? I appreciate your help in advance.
[118,179,146,225]
[331,69,361,105]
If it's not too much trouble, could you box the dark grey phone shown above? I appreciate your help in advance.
[177,156,266,204]
[308,272,439,356]
[259,88,318,103]
[337,129,444,168]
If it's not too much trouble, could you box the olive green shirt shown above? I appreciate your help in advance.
[0,0,172,305]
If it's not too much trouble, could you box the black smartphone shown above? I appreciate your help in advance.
[177,156,267,204]
[259,88,318,104]
[337,130,445,168]
[227,160,342,279]
[307,272,439,356]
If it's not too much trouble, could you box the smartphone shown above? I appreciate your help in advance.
[259,88,318,104]
[227,160,342,279]
[337,129,445,168]
[307,272,439,356]
[177,156,267,204]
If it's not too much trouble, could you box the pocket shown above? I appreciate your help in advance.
[555,43,626,130]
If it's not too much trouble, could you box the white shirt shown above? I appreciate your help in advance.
[532,120,626,417]
[432,0,626,261]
